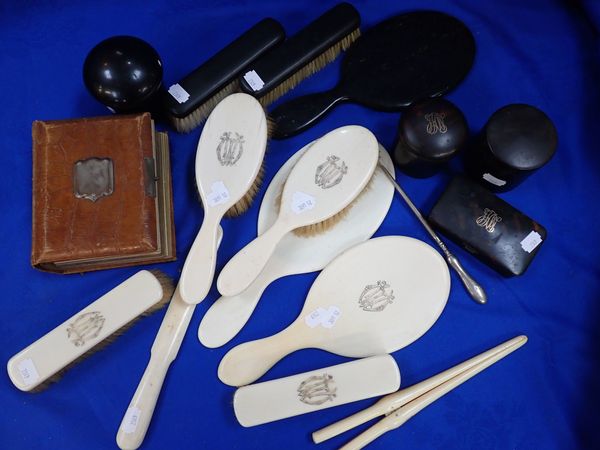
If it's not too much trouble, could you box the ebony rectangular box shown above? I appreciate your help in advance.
[428,176,546,276]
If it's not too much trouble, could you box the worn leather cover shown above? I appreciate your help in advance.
[31,113,176,273]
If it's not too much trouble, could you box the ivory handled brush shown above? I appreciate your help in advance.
[6,270,173,392]
[217,125,379,298]
[312,335,527,449]
[179,93,268,305]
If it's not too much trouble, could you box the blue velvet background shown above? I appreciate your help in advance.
[1,1,599,449]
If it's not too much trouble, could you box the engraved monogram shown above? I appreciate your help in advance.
[425,112,448,135]
[73,157,114,202]
[358,280,395,312]
[476,208,503,233]
[297,374,337,405]
[66,311,105,347]
[315,155,348,189]
[216,132,244,166]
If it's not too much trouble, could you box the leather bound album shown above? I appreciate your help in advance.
[31,113,176,273]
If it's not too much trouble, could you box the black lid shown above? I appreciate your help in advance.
[485,104,558,170]
[83,36,163,112]
[398,98,468,162]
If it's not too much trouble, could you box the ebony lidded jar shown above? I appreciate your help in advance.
[464,103,558,192]
[392,98,468,178]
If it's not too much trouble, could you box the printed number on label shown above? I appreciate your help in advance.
[206,181,230,207]
[17,359,39,386]
[305,306,341,329]
[122,407,142,434]
[291,191,316,214]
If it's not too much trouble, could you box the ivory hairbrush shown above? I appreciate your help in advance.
[179,93,267,305]
[218,236,450,387]
[199,143,394,348]
[233,355,400,427]
[240,2,360,106]
[164,18,285,132]
[216,125,379,298]
[7,270,173,392]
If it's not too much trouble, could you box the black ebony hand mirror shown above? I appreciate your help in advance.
[270,11,476,139]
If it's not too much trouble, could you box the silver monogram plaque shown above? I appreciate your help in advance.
[66,311,105,347]
[216,132,244,166]
[425,112,448,135]
[73,157,114,202]
[476,208,503,233]
[358,280,395,312]
[315,155,348,189]
[297,374,337,405]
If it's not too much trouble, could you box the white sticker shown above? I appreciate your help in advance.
[121,407,142,434]
[482,173,507,187]
[243,70,265,91]
[520,231,543,253]
[291,191,316,214]
[17,358,39,386]
[304,306,341,329]
[168,83,190,104]
[206,181,230,207]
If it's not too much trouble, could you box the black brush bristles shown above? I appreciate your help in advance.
[169,80,240,133]
[259,28,360,107]
[29,271,174,393]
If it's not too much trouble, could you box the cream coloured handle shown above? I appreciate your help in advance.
[180,212,221,304]
[116,357,169,450]
[116,230,223,450]
[217,221,288,297]
[312,402,383,444]
[217,327,301,386]
[339,415,395,450]
[198,266,279,348]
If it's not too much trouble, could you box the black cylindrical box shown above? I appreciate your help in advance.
[393,98,468,178]
[464,103,557,192]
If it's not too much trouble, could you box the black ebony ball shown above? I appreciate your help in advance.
[83,36,163,113]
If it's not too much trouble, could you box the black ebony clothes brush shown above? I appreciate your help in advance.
[393,98,468,178]
[464,103,558,192]
[164,18,285,133]
[83,36,164,115]
[428,176,546,276]
[270,10,476,139]
[239,2,361,106]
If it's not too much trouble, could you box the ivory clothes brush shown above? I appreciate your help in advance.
[216,125,379,298]
[313,335,528,450]
[233,355,400,427]
[218,236,450,387]
[179,93,267,305]
[164,18,285,132]
[270,10,476,139]
[240,2,360,106]
[117,229,223,450]
[7,270,173,392]
[199,143,394,348]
